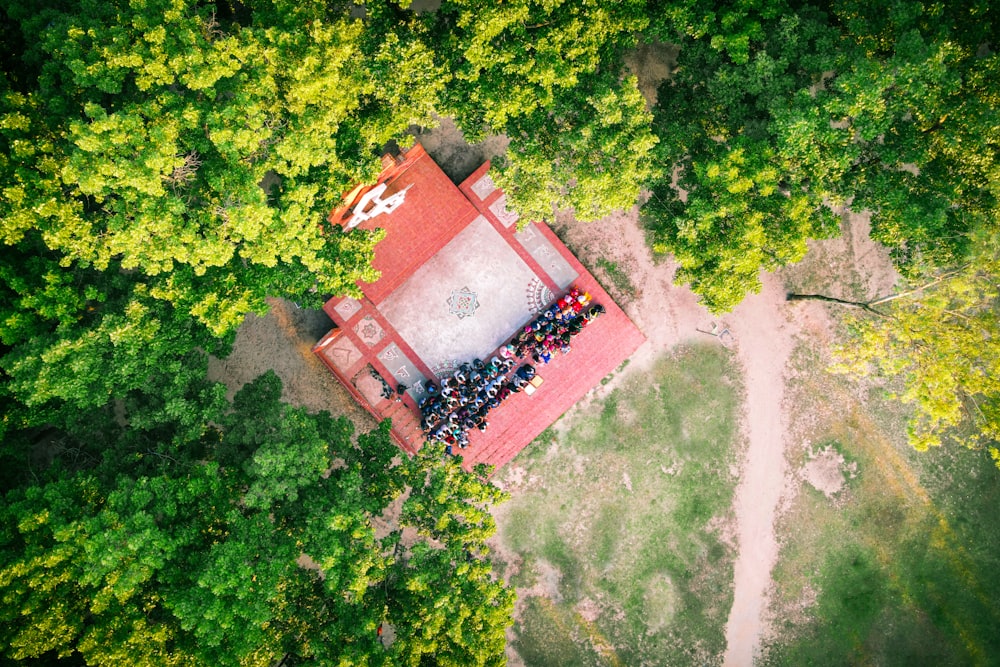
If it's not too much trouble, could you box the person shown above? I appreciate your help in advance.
[585,304,605,321]
[516,364,536,381]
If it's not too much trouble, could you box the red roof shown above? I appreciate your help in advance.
[330,144,480,305]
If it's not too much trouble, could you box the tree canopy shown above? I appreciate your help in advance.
[3,0,1000,662]
[642,0,999,311]
[637,0,999,457]
[0,0,672,658]
[0,370,513,666]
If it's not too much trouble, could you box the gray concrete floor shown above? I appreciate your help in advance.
[378,215,538,374]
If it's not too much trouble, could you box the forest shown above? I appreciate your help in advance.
[1,0,997,664]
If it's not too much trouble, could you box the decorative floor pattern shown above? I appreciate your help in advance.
[515,223,579,289]
[525,277,554,315]
[470,173,497,200]
[333,297,362,322]
[429,359,459,379]
[488,194,519,228]
[377,342,429,400]
[325,334,363,372]
[378,215,538,372]
[447,286,480,319]
[354,315,385,347]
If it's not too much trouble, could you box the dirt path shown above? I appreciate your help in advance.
[556,209,802,665]
[721,274,796,666]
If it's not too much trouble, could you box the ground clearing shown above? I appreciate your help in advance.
[760,335,1000,665]
[491,345,741,666]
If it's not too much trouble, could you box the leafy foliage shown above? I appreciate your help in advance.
[830,231,1000,459]
[496,71,658,223]
[416,0,658,222]
[642,5,846,311]
[0,372,513,666]
[642,0,999,312]
[0,0,401,340]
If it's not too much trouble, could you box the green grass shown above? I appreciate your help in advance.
[595,258,637,300]
[496,344,742,666]
[761,340,1000,667]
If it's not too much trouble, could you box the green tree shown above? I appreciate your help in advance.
[0,371,513,665]
[0,0,432,338]
[814,232,1000,461]
[642,0,999,311]
[818,6,1000,270]
[642,7,844,311]
[400,0,658,222]
[387,443,514,666]
[496,71,658,223]
[429,0,648,130]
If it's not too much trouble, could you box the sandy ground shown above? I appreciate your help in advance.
[207,298,376,430]
[719,274,797,666]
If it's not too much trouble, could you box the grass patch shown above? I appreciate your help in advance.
[762,338,1000,666]
[596,258,637,300]
[495,344,742,665]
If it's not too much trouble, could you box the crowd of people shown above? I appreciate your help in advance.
[419,286,606,451]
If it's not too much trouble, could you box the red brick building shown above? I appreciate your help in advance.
[313,144,645,470]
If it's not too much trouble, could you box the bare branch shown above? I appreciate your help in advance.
[785,293,889,316]
[164,151,202,186]
[867,263,971,306]
[788,263,972,316]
